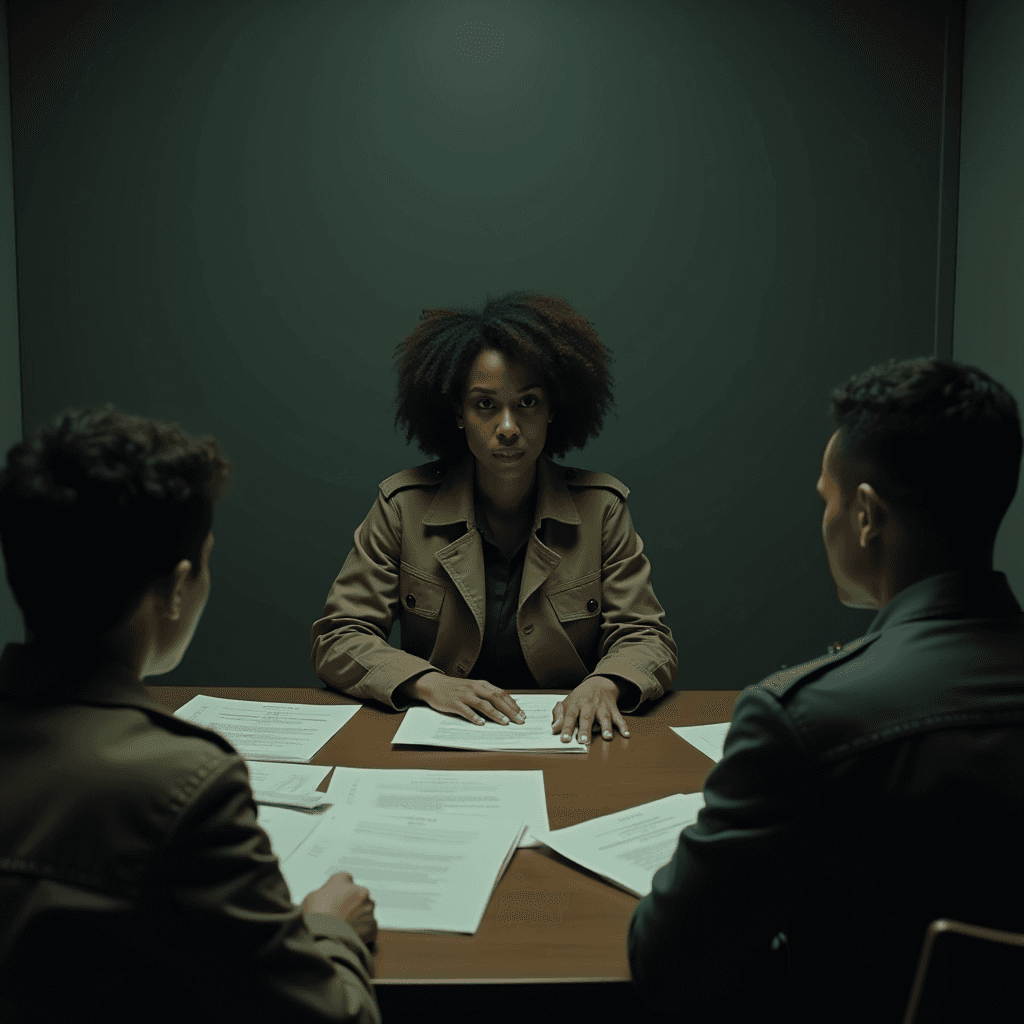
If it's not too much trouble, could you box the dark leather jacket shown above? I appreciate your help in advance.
[627,569,1024,1023]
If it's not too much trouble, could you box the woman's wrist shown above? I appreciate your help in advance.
[398,671,440,702]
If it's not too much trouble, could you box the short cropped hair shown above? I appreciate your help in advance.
[827,356,1022,557]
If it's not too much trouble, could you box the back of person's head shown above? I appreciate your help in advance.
[0,331,1019,650]
[827,356,1021,563]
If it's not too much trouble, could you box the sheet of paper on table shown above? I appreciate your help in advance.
[670,722,732,763]
[257,804,330,864]
[245,761,334,809]
[391,693,587,751]
[173,694,360,762]
[530,791,707,899]
[278,803,528,934]
[326,766,551,848]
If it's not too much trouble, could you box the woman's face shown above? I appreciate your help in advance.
[455,348,553,486]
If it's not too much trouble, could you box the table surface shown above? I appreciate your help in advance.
[144,685,743,984]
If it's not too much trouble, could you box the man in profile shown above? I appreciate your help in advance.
[627,356,1024,1024]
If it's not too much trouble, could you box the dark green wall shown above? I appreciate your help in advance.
[4,0,1008,693]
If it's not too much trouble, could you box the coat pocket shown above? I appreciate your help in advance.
[398,563,447,619]
[545,572,602,623]
[545,573,603,669]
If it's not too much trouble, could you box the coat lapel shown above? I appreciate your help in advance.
[422,453,583,644]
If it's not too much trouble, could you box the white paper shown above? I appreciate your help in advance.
[257,803,331,864]
[246,761,334,809]
[173,694,361,762]
[326,766,550,848]
[278,805,528,934]
[670,722,732,763]
[530,792,706,899]
[391,693,587,752]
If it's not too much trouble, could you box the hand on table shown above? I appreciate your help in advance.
[416,672,527,726]
[412,671,631,744]
[552,676,631,745]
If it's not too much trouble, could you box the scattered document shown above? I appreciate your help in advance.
[530,792,706,899]
[279,804,528,934]
[257,804,330,863]
[670,722,732,763]
[246,761,334,809]
[326,767,551,848]
[391,693,587,751]
[174,694,360,762]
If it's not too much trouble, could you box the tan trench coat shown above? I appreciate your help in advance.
[310,452,678,713]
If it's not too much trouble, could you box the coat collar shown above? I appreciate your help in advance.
[421,451,582,532]
[0,637,161,709]
[866,569,1022,634]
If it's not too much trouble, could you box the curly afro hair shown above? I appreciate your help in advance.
[0,290,617,643]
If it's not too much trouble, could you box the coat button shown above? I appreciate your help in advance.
[586,598,599,613]
[523,624,534,635]
[406,594,416,608]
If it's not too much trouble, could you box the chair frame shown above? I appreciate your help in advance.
[903,917,1024,1024]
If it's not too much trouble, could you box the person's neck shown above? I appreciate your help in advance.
[877,548,993,608]
[475,464,537,520]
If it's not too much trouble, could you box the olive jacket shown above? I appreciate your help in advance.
[0,640,381,1024]
[309,452,679,713]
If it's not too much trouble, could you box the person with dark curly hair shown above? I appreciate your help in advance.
[2,288,1024,1024]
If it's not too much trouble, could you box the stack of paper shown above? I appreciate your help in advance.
[257,804,328,862]
[256,766,550,927]
[278,805,528,934]
[244,761,334,809]
[325,766,551,847]
[391,693,587,751]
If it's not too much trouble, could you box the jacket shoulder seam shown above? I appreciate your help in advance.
[742,634,881,702]
[560,466,629,502]
[379,461,446,499]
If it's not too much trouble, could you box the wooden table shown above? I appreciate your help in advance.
[145,685,743,1022]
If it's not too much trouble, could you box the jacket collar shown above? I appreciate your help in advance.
[421,451,582,531]
[0,637,168,710]
[866,569,1022,634]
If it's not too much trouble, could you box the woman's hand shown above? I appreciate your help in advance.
[552,676,631,744]
[417,672,527,726]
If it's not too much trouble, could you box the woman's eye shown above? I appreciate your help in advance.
[478,396,538,410]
